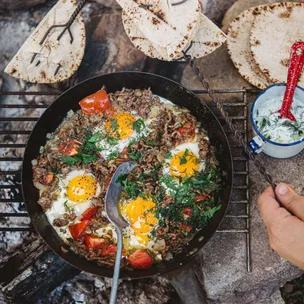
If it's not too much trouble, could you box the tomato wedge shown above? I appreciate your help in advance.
[194,194,206,202]
[182,207,192,220]
[58,139,80,156]
[101,244,117,257]
[44,173,54,184]
[128,249,153,269]
[68,220,90,240]
[79,90,111,115]
[181,223,193,233]
[84,235,106,251]
[81,207,99,221]
[177,123,195,137]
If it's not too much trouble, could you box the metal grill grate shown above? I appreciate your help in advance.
[0,89,255,272]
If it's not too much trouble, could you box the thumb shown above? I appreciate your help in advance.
[276,183,304,221]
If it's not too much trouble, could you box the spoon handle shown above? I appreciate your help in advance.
[280,42,304,120]
[109,227,123,304]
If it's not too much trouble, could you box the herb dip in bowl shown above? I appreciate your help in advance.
[250,84,304,158]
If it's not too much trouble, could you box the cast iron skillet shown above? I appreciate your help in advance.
[22,72,233,280]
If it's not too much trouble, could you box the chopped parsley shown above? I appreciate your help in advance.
[133,119,145,133]
[164,152,172,159]
[110,119,118,132]
[50,166,59,174]
[107,151,119,160]
[179,149,189,165]
[106,134,119,145]
[118,177,145,200]
[128,151,141,161]
[88,131,102,143]
[64,201,72,212]
[142,138,159,146]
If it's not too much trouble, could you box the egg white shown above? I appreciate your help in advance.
[94,112,150,160]
[162,142,206,193]
[45,170,101,241]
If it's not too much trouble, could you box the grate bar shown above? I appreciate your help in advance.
[225,215,249,219]
[0,157,23,161]
[0,185,21,189]
[0,144,26,148]
[0,171,21,175]
[0,227,33,231]
[0,91,60,96]
[231,200,249,204]
[0,213,28,217]
[0,105,48,108]
[217,229,249,233]
[0,130,31,135]
[0,199,24,203]
[0,117,39,122]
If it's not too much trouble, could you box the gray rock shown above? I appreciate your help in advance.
[181,44,253,102]
[201,0,238,24]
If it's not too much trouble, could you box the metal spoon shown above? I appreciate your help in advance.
[105,161,137,304]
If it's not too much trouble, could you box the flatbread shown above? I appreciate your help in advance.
[250,2,304,87]
[122,11,226,61]
[117,0,200,59]
[227,5,271,89]
[221,0,288,33]
[5,0,85,83]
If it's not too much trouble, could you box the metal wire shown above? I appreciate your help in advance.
[30,0,87,68]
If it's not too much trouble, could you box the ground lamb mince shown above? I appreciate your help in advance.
[32,88,222,269]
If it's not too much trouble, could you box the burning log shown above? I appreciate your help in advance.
[0,237,80,303]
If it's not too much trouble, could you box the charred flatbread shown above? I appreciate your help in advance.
[227,5,271,89]
[122,11,226,61]
[250,2,304,87]
[5,0,85,83]
[117,0,200,60]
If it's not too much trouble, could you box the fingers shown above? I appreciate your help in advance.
[276,183,304,221]
[257,186,283,225]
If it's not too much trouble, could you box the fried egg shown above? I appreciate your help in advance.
[46,170,101,239]
[162,142,205,191]
[119,196,159,251]
[94,111,148,160]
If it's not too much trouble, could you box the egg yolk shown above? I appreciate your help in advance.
[121,196,158,246]
[105,112,136,139]
[170,150,199,179]
[66,175,97,203]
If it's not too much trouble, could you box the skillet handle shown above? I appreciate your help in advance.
[166,260,207,304]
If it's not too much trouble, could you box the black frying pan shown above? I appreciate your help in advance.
[22,72,233,290]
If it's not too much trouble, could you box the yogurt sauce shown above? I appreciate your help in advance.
[254,98,304,143]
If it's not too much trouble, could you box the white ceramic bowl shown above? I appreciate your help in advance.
[249,84,304,158]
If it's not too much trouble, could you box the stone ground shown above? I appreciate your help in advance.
[0,0,304,303]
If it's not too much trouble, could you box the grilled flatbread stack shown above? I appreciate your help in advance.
[118,0,226,61]
[250,2,304,86]
[227,2,304,89]
[5,0,85,83]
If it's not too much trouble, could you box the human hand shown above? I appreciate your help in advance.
[258,183,304,270]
